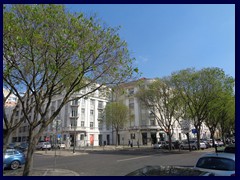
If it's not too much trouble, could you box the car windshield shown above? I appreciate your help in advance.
[196,157,235,171]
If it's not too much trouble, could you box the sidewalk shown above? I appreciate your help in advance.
[3,168,79,176]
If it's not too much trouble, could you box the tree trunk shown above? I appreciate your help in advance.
[116,129,118,146]
[196,126,201,150]
[22,130,39,176]
[168,133,172,151]
[3,129,12,154]
[186,133,191,152]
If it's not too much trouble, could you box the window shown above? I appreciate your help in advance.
[90,122,94,129]
[80,134,84,140]
[98,110,103,119]
[128,88,134,95]
[81,108,85,114]
[90,110,94,115]
[71,108,78,117]
[71,119,77,128]
[90,99,95,106]
[72,99,78,106]
[150,120,155,126]
[81,121,84,127]
[98,101,103,109]
[129,98,134,109]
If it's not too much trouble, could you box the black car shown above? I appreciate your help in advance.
[163,141,175,150]
[126,166,214,176]
[224,144,235,154]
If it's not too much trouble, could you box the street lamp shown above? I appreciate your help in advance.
[52,119,61,170]
[73,118,77,154]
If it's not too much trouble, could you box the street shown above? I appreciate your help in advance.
[31,147,214,176]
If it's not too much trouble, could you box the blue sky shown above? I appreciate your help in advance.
[65,4,235,78]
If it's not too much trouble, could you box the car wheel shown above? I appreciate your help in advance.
[10,160,20,170]
[180,146,184,150]
[192,146,196,150]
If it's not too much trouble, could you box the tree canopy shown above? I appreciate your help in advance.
[136,77,181,150]
[3,4,138,175]
[105,102,130,145]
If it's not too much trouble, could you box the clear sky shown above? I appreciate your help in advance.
[65,4,235,78]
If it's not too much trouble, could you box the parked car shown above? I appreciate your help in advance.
[126,165,214,176]
[57,143,66,149]
[16,142,29,152]
[7,143,17,149]
[153,141,165,149]
[200,140,210,149]
[194,153,235,176]
[216,139,224,147]
[3,149,26,170]
[36,141,51,150]
[173,140,181,149]
[179,140,206,150]
[224,144,235,154]
[162,141,175,150]
[52,143,66,149]
[207,139,219,147]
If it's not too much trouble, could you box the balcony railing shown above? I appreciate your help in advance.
[69,113,79,118]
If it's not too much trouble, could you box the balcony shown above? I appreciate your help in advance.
[69,113,79,118]
[63,126,86,131]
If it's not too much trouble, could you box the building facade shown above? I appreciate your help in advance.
[10,86,113,147]
[7,78,212,146]
[112,78,211,146]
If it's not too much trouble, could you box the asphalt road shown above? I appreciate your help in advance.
[32,148,214,176]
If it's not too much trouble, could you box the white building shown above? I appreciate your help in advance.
[112,78,211,146]
[10,86,113,146]
[7,78,211,146]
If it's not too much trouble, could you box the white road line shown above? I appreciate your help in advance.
[117,155,151,162]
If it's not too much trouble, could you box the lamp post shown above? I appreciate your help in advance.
[73,118,77,154]
[53,119,61,171]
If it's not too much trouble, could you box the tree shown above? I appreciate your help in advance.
[217,94,235,144]
[3,4,138,176]
[172,67,234,150]
[105,102,130,146]
[136,77,181,150]
[205,91,234,147]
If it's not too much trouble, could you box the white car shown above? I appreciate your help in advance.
[180,140,206,150]
[57,143,66,149]
[194,153,235,176]
[36,141,51,150]
[153,141,165,149]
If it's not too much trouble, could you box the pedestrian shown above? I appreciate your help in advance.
[128,139,131,147]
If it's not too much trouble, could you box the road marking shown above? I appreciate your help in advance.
[117,155,151,162]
